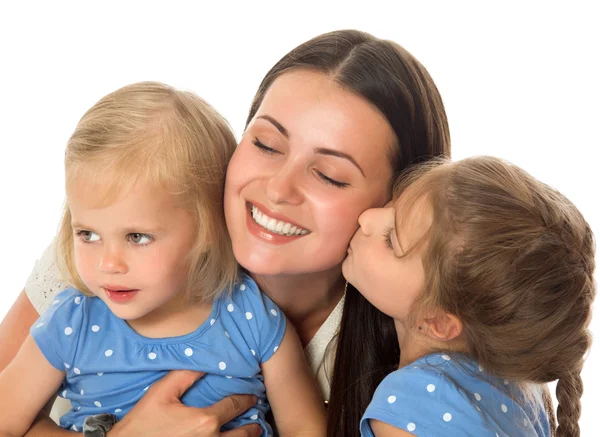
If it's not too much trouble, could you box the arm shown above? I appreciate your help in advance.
[0,335,65,437]
[22,372,264,437]
[0,290,39,372]
[0,292,74,436]
[261,323,327,437]
[109,371,262,437]
[370,420,415,437]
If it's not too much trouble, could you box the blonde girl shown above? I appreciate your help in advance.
[0,82,325,437]
[344,156,594,437]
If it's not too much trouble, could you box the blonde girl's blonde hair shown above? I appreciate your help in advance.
[395,156,595,437]
[56,81,239,302]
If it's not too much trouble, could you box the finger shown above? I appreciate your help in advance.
[205,394,257,424]
[149,370,206,399]
[221,423,263,437]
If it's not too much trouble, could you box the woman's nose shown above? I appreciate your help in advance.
[266,164,302,205]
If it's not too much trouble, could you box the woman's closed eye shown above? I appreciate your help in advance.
[252,137,281,155]
[314,169,350,189]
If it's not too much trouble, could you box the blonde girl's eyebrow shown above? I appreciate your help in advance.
[70,222,163,234]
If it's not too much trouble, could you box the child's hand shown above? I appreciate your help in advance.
[108,370,262,437]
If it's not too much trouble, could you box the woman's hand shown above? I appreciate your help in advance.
[109,370,262,437]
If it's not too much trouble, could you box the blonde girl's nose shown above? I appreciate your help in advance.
[98,247,128,274]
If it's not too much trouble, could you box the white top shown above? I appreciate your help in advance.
[25,242,344,420]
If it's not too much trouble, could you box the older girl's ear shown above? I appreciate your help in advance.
[421,311,462,343]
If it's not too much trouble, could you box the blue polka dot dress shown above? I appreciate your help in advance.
[360,353,551,436]
[30,274,285,436]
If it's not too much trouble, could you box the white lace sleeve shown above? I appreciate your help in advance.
[25,240,71,315]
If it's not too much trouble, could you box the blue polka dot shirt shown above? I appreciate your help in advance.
[30,274,286,436]
[361,353,551,437]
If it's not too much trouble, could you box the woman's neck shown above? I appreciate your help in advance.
[251,268,346,347]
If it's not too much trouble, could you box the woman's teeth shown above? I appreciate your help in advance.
[251,205,309,236]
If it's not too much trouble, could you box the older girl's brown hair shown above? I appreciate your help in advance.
[396,156,595,437]
[56,81,239,302]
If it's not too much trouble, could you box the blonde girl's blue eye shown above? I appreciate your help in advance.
[384,226,394,249]
[128,233,153,245]
[76,230,100,242]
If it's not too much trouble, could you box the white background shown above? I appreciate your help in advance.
[0,1,598,433]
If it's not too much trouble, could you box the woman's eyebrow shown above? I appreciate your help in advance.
[314,147,365,176]
[256,115,289,138]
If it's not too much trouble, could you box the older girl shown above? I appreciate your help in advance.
[345,157,594,436]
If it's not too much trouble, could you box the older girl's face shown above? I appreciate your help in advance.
[224,69,395,276]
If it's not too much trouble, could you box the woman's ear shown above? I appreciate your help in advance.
[421,311,462,343]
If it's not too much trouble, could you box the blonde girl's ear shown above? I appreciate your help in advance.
[420,311,463,343]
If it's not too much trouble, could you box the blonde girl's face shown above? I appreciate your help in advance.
[342,196,431,322]
[224,69,395,277]
[67,178,197,323]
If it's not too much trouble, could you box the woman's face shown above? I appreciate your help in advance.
[224,69,395,276]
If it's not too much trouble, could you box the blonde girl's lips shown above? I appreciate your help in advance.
[103,287,139,303]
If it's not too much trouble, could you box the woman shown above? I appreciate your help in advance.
[0,29,450,437]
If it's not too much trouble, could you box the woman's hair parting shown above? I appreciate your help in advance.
[245,29,451,437]
[56,81,239,302]
[397,156,595,437]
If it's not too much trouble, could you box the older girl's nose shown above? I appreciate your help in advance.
[357,208,378,235]
[358,207,394,236]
